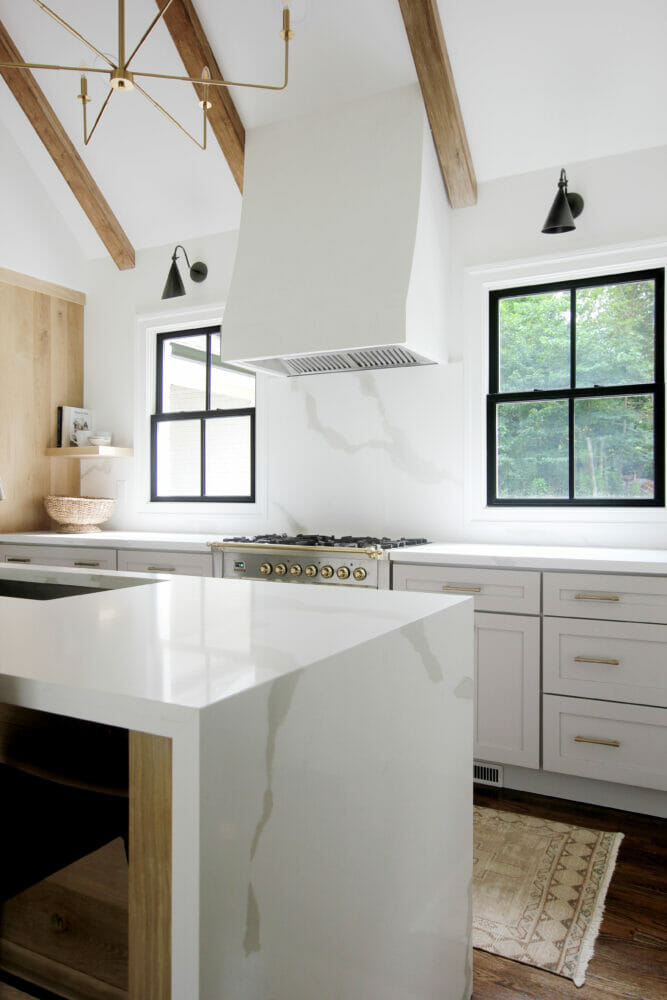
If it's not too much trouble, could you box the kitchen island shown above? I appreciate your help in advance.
[0,564,473,1000]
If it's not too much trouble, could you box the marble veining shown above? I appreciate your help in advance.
[302,378,454,486]
[455,677,474,700]
[400,618,444,684]
[243,882,261,956]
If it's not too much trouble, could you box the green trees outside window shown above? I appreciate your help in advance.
[487,270,664,507]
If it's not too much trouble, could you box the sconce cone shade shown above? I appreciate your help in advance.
[162,257,186,299]
[542,169,584,234]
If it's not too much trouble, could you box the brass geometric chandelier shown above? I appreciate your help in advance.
[0,0,294,148]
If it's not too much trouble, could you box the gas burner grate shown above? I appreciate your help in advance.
[224,534,428,549]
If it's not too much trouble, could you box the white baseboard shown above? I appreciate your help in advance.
[499,766,667,819]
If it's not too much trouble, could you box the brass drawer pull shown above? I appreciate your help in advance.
[574,593,620,601]
[574,736,621,748]
[442,584,482,593]
[74,560,101,568]
[147,565,176,573]
[574,655,620,666]
[6,557,31,563]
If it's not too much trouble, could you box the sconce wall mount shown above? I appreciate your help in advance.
[162,245,208,299]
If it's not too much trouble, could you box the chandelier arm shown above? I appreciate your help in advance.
[0,61,110,74]
[125,0,178,70]
[132,39,290,93]
[81,88,114,146]
[31,1,116,69]
[133,82,207,150]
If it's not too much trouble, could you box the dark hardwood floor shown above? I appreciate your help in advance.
[473,786,667,1000]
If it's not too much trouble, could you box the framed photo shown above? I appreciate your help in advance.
[58,406,94,447]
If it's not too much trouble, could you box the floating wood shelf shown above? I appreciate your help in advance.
[45,446,133,459]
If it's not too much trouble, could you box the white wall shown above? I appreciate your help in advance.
[0,118,87,291]
[82,145,667,547]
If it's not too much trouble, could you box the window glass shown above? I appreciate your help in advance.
[576,280,655,387]
[496,399,569,499]
[156,420,201,496]
[161,335,207,412]
[210,334,255,409]
[574,395,655,499]
[205,416,253,497]
[498,290,570,392]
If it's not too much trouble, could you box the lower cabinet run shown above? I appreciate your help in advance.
[393,559,667,795]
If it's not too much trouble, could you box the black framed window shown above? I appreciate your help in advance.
[151,326,256,502]
[487,268,664,506]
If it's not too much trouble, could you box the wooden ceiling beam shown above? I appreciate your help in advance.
[0,19,135,270]
[156,0,245,191]
[397,0,477,208]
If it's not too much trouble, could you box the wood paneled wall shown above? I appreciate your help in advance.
[0,269,85,532]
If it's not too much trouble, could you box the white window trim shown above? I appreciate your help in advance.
[134,303,267,519]
[463,239,667,528]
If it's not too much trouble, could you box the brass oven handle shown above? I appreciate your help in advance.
[147,565,176,573]
[6,557,31,563]
[574,593,620,602]
[574,655,620,666]
[442,584,482,593]
[574,736,621,748]
[74,560,101,568]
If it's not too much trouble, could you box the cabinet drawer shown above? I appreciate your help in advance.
[392,564,540,614]
[0,544,116,571]
[116,548,212,577]
[543,617,667,708]
[543,695,667,791]
[543,571,667,624]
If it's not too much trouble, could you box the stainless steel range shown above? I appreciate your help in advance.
[210,535,428,589]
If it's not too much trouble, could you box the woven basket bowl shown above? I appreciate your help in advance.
[44,495,116,533]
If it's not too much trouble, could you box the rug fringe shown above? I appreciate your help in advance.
[572,831,625,988]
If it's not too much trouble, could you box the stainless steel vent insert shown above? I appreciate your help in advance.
[281,345,434,377]
[473,761,504,787]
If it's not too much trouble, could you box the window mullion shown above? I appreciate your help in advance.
[200,418,206,498]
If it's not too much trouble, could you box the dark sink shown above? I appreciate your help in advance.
[0,579,106,601]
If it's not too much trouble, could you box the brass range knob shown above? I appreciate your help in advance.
[336,566,350,580]
[259,562,272,576]
[352,567,367,581]
[289,564,302,577]
[274,563,287,576]
[320,565,334,579]
[304,564,318,577]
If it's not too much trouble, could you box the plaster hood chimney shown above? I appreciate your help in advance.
[221,85,450,375]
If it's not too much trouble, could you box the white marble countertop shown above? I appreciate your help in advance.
[0,563,463,720]
[0,530,226,552]
[389,542,667,574]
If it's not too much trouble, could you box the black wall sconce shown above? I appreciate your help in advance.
[541,169,584,234]
[162,245,208,299]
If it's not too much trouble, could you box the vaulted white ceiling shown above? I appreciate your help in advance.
[1,0,665,260]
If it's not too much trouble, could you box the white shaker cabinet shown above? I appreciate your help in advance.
[0,542,117,571]
[392,564,541,768]
[116,548,213,577]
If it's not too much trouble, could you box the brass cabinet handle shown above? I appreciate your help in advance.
[74,560,101,568]
[6,557,31,563]
[574,593,620,601]
[442,584,482,593]
[574,736,621,748]
[574,655,620,666]
[147,565,176,573]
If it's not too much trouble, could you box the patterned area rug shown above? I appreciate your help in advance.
[473,805,623,987]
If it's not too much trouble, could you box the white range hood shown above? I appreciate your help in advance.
[221,85,451,375]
